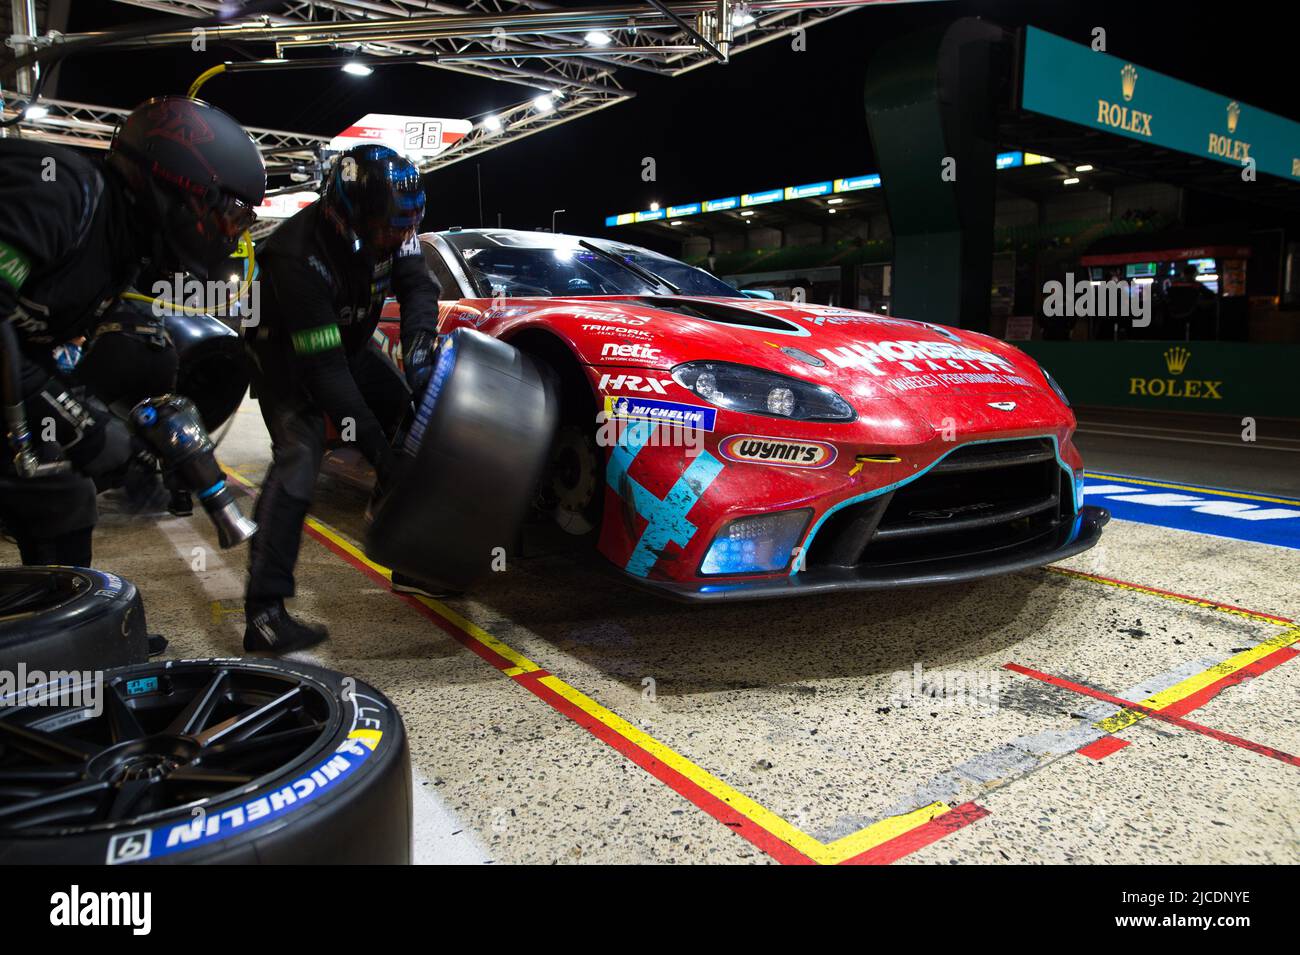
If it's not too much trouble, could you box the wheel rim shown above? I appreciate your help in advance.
[0,570,86,620]
[0,662,337,834]
[548,425,599,535]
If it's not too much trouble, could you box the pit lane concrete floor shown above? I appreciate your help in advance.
[4,397,1296,864]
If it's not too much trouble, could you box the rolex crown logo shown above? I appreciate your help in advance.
[1227,100,1241,134]
[1164,346,1190,375]
[1121,63,1138,101]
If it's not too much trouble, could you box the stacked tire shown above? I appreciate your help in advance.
[0,567,150,674]
[0,658,411,864]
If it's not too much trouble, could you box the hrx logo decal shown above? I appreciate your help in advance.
[599,373,670,395]
[720,435,837,469]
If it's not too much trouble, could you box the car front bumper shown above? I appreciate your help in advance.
[625,505,1110,603]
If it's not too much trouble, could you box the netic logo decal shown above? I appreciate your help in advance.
[720,435,837,468]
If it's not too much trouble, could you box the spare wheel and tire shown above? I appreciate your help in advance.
[0,657,410,864]
[0,567,150,674]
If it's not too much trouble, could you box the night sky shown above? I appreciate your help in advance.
[53,1,1300,237]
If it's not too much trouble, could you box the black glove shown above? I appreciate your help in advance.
[31,383,133,479]
[403,331,437,397]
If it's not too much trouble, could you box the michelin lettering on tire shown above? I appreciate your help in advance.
[0,658,411,865]
[107,724,384,864]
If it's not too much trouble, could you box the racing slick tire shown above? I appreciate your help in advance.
[366,327,560,592]
[0,658,411,865]
[166,312,249,432]
[0,567,149,675]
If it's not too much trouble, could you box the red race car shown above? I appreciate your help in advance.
[376,228,1107,602]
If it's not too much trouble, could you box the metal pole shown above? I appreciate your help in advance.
[3,0,38,137]
[10,0,38,97]
[552,209,566,233]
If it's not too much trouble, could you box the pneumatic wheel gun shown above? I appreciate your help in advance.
[130,395,257,548]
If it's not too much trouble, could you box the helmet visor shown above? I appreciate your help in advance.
[362,193,424,258]
[177,192,256,277]
[203,193,258,241]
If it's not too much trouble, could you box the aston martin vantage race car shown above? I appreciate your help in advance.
[375,228,1107,601]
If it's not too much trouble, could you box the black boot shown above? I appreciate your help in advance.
[167,486,193,517]
[243,599,328,655]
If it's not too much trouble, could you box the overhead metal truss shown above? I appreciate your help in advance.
[0,89,329,173]
[6,0,894,172]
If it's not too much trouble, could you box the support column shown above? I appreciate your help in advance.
[864,17,1005,332]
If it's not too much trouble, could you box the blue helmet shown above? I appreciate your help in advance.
[322,144,425,258]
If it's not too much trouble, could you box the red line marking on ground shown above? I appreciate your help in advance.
[512,669,552,682]
[301,521,819,865]
[841,803,991,865]
[1077,736,1130,761]
[1004,663,1300,767]
[1050,569,1294,624]
[523,674,819,866]
[1159,646,1299,719]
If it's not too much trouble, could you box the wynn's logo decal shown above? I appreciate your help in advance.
[719,435,837,469]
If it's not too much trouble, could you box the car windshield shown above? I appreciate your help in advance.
[442,231,743,298]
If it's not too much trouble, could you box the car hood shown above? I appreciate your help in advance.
[537,295,1054,408]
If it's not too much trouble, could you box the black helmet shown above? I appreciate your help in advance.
[108,96,266,280]
[321,145,425,259]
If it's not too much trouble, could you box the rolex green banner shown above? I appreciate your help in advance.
[1021,26,1300,182]
[1019,341,1300,417]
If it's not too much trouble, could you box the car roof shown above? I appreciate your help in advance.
[433,227,657,254]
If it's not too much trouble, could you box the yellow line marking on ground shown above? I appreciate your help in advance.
[1044,568,1299,733]
[209,599,243,624]
[297,508,962,863]
[537,674,839,862]
[304,516,542,675]
[1095,627,1300,733]
[821,801,954,860]
[226,465,1292,861]
[1083,471,1300,506]
[1046,566,1292,626]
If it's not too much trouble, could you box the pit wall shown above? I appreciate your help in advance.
[1018,341,1300,418]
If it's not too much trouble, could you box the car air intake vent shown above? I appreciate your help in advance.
[805,438,1070,570]
[635,297,802,333]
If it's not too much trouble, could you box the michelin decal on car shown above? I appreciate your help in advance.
[720,435,837,468]
[604,396,716,431]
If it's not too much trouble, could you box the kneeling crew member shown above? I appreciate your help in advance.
[0,97,264,565]
[243,145,440,653]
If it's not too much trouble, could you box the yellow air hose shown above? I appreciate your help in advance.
[123,231,256,317]
[187,64,227,98]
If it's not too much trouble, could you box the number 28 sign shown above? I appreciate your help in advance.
[404,121,444,153]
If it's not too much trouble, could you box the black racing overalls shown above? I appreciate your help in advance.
[244,202,440,603]
[0,141,142,565]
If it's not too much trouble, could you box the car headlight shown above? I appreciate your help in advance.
[672,361,855,422]
[1038,363,1070,406]
[700,508,812,576]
